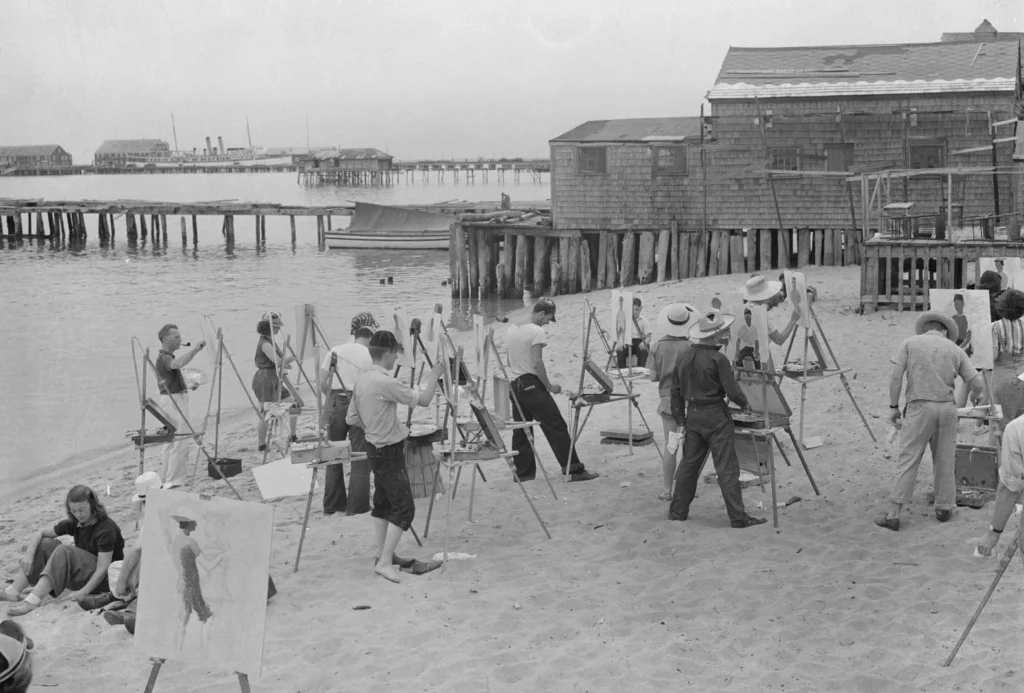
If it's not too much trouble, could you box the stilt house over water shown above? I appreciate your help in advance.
[0,145,72,169]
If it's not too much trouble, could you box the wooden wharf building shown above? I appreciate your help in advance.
[451,22,1024,306]
[0,145,73,171]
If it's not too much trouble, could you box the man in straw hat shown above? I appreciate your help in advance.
[669,309,767,528]
[649,303,697,500]
[876,311,985,531]
[742,275,801,360]
[346,330,446,583]
[155,324,206,488]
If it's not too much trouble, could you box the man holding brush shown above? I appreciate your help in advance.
[155,324,205,488]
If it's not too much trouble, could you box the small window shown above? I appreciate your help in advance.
[577,146,607,174]
[909,143,944,169]
[770,147,800,171]
[653,146,687,176]
[825,143,854,171]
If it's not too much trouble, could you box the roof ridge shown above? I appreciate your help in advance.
[727,40,1014,52]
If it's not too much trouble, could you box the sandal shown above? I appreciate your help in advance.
[658,491,672,501]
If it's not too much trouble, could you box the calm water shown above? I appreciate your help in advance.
[0,172,549,482]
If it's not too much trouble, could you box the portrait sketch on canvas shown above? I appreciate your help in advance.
[136,489,274,676]
[784,271,810,330]
[391,307,414,367]
[611,290,633,346]
[473,314,490,378]
[979,257,1021,291]
[930,289,993,370]
[732,304,771,372]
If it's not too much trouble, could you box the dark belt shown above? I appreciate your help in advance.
[688,399,726,408]
[366,440,404,452]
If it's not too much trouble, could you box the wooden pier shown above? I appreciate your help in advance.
[450,223,864,299]
[0,199,353,249]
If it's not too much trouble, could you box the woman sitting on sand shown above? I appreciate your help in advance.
[2,485,125,617]
[252,312,299,450]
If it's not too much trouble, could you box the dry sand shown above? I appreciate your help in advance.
[3,266,1023,692]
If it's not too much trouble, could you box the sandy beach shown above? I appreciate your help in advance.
[3,265,1022,693]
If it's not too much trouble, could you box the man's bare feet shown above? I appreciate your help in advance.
[374,563,403,583]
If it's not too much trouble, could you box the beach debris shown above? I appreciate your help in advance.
[785,496,802,507]
[353,605,371,611]
[513,603,522,610]
[593,524,605,530]
[619,481,631,489]
[431,552,477,561]
[470,589,478,594]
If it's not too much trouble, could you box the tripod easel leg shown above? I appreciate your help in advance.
[943,533,1021,666]
[784,427,821,495]
[143,658,164,693]
[808,304,876,442]
[294,466,319,572]
[422,452,445,538]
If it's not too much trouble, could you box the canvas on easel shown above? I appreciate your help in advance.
[784,271,811,330]
[929,289,992,370]
[610,290,633,346]
[979,257,1021,291]
[136,488,273,678]
[732,304,770,372]
[473,314,491,384]
[391,307,414,367]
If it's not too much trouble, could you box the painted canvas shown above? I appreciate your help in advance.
[929,289,993,370]
[694,291,743,315]
[391,307,413,367]
[979,257,1021,291]
[732,304,771,373]
[610,290,633,346]
[784,271,811,330]
[473,315,491,378]
[136,488,273,676]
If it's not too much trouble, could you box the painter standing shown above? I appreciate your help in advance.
[505,299,599,483]
[155,324,205,488]
[346,331,445,584]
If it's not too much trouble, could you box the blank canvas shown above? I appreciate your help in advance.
[136,488,273,676]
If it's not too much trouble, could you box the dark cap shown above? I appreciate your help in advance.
[533,298,556,322]
[369,330,403,351]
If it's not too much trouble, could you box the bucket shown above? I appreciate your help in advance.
[208,457,242,479]
[405,438,444,498]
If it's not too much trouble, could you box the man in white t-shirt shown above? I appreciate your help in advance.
[319,314,377,516]
[505,298,598,483]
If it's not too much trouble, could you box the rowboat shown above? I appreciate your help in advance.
[325,202,452,250]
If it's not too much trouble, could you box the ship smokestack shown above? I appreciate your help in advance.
[218,136,224,155]
[205,136,212,155]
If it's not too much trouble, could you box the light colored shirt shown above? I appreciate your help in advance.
[891,332,978,403]
[999,416,1024,493]
[635,315,651,339]
[321,342,372,391]
[506,323,547,380]
[345,365,420,447]
[649,337,690,416]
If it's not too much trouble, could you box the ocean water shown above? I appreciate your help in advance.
[0,172,549,482]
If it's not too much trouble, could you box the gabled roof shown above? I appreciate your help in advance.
[95,140,168,155]
[942,19,1024,43]
[310,148,392,161]
[709,41,1019,100]
[0,145,65,157]
[550,118,702,144]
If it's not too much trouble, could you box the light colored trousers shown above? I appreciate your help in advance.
[888,399,957,511]
[159,392,191,487]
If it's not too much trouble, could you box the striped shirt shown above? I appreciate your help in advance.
[992,318,1024,357]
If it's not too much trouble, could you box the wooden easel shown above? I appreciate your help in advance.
[429,334,552,557]
[565,304,661,477]
[781,301,876,448]
[142,657,251,692]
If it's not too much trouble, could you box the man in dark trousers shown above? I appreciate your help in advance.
[669,309,766,528]
[505,299,599,483]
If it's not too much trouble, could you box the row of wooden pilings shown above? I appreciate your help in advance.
[449,222,865,298]
[1,210,339,249]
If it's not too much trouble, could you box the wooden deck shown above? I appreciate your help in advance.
[860,236,1024,313]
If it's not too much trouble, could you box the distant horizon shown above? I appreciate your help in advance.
[1,1,1018,165]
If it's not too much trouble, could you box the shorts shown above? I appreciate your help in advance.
[368,441,415,531]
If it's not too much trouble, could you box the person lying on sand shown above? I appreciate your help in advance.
[2,485,125,617]
[346,330,446,584]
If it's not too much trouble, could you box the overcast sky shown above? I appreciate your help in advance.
[0,0,1019,162]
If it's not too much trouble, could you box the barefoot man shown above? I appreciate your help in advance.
[346,330,445,583]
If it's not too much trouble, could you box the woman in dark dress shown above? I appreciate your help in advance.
[251,312,299,450]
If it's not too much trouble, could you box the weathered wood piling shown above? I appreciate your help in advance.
[450,223,867,298]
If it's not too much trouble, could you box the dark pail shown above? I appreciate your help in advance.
[208,457,242,479]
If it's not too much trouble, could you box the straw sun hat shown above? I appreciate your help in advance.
[131,471,163,503]
[656,303,698,338]
[742,275,783,302]
[915,311,958,342]
[689,309,735,341]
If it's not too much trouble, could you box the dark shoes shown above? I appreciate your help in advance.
[569,470,600,482]
[732,515,767,529]
[936,509,953,523]
[258,444,267,452]
[77,592,115,611]
[103,610,136,635]
[513,474,536,482]
[874,515,900,531]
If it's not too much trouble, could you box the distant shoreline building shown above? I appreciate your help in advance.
[94,139,170,167]
[0,145,72,169]
[295,148,393,172]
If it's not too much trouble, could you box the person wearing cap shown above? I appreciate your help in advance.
[615,297,652,369]
[876,311,986,531]
[252,312,298,451]
[346,330,446,584]
[649,303,696,500]
[319,313,378,516]
[669,310,766,528]
[741,276,800,370]
[3,485,125,617]
[505,298,599,483]
[0,619,33,693]
[155,324,206,488]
